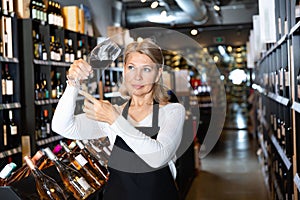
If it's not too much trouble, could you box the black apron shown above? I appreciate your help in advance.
[103,100,179,200]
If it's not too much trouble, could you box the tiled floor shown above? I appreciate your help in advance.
[185,103,270,200]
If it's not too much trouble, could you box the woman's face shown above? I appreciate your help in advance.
[124,52,162,97]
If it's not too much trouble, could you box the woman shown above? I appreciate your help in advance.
[52,38,185,200]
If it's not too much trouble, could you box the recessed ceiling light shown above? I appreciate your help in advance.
[161,10,167,17]
[214,5,220,11]
[151,1,159,9]
[190,29,198,36]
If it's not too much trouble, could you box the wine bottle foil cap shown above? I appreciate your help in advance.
[68,141,77,150]
[43,147,57,160]
[75,140,84,149]
[0,162,17,179]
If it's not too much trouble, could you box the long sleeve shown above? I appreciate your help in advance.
[110,103,185,168]
[52,84,110,140]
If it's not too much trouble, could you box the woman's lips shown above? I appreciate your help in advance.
[132,84,144,89]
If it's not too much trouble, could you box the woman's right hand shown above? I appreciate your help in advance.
[67,59,93,86]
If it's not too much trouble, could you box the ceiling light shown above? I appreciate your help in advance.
[227,46,232,52]
[190,29,198,36]
[213,5,220,11]
[141,0,146,2]
[151,1,159,9]
[161,10,167,17]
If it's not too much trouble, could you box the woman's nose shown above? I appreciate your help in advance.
[134,69,143,80]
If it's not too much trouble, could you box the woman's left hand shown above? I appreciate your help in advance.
[79,90,120,125]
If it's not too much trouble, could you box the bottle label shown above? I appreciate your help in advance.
[10,125,17,135]
[65,53,70,63]
[77,177,91,191]
[70,54,75,63]
[51,51,56,60]
[32,9,37,19]
[3,125,7,146]
[49,14,54,24]
[43,52,47,61]
[77,51,82,59]
[75,154,88,167]
[46,123,51,135]
[2,79,6,95]
[6,79,13,95]
[285,71,289,86]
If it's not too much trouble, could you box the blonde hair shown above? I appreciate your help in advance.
[119,38,169,104]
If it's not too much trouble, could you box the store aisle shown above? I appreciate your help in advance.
[185,103,269,200]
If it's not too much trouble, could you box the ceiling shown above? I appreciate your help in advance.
[118,0,258,47]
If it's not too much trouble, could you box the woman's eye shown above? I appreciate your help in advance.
[144,68,151,72]
[128,65,134,70]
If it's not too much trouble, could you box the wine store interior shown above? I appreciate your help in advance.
[0,0,299,199]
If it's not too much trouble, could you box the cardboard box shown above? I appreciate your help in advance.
[107,26,124,46]
[78,8,85,34]
[62,6,79,32]
[13,0,30,18]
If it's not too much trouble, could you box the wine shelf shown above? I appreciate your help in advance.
[36,135,64,146]
[0,57,18,63]
[0,146,21,159]
[33,59,70,67]
[19,18,98,154]
[270,134,292,170]
[254,1,300,199]
[0,102,21,110]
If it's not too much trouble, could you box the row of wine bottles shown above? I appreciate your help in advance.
[269,113,292,157]
[30,0,64,27]
[34,70,64,101]
[35,108,51,140]
[0,139,110,199]
[33,29,89,62]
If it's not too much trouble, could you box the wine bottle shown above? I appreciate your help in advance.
[64,39,70,63]
[40,110,47,139]
[47,1,54,25]
[40,35,47,61]
[3,64,13,103]
[56,72,64,98]
[0,162,17,179]
[50,70,57,99]
[6,151,45,185]
[50,35,56,61]
[43,147,95,200]
[68,39,75,63]
[60,141,103,190]
[30,0,37,20]
[55,37,62,61]
[77,40,82,59]
[81,39,87,61]
[76,140,109,181]
[2,111,8,150]
[24,155,67,200]
[33,30,40,59]
[43,109,51,137]
[42,73,49,99]
[8,110,18,148]
[296,0,300,23]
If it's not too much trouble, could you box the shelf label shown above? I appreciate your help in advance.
[294,174,300,192]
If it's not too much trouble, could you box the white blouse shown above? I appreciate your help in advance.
[52,84,185,177]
